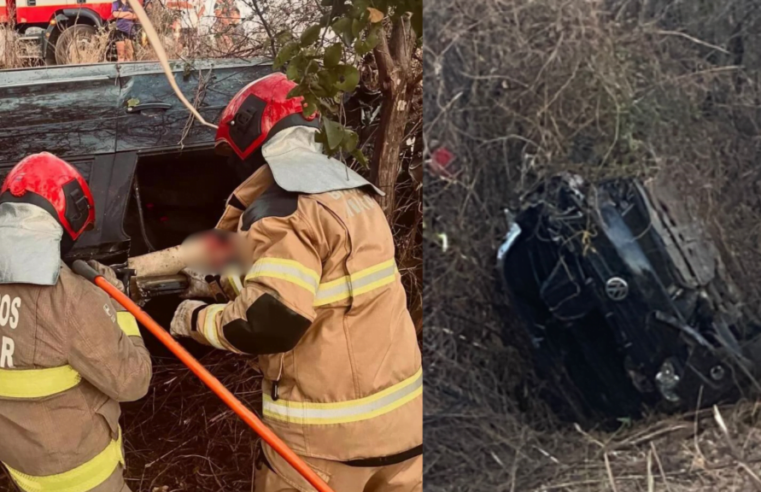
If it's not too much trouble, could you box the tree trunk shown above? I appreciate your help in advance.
[371,15,415,220]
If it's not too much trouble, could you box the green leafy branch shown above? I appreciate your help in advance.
[273,0,418,166]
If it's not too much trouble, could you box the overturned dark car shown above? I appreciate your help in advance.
[0,59,272,261]
[498,174,761,423]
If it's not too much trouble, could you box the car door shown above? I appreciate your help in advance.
[114,58,272,152]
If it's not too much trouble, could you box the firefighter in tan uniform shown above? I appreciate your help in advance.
[0,153,153,492]
[169,73,423,491]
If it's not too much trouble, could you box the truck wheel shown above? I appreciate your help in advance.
[54,25,102,65]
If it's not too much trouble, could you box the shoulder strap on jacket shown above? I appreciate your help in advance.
[240,183,299,231]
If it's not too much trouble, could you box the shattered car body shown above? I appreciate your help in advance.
[0,59,272,262]
[498,174,761,422]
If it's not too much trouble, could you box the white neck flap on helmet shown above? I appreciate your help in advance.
[0,203,63,286]
[262,126,384,196]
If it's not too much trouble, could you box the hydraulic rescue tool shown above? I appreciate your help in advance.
[121,231,239,302]
[72,260,334,492]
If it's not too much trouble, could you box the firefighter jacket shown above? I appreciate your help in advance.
[0,203,152,492]
[191,126,423,462]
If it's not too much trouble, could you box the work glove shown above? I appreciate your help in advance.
[87,260,125,293]
[170,299,209,345]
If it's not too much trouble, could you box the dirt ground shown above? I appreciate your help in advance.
[424,0,761,490]
[119,351,264,491]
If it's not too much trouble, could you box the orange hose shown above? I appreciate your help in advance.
[85,269,333,492]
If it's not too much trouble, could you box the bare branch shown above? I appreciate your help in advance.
[249,0,277,59]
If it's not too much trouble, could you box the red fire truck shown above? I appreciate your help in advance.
[0,0,136,64]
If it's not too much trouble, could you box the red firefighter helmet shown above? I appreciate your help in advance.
[215,73,319,160]
[0,152,95,241]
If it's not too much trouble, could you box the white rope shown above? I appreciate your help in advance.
[126,0,219,130]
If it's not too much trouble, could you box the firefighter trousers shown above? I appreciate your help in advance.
[256,445,422,492]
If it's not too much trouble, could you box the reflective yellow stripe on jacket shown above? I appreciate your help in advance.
[4,428,124,492]
[244,258,398,307]
[262,368,422,425]
[116,312,141,337]
[314,259,398,306]
[245,258,320,294]
[227,273,243,296]
[0,313,139,400]
[0,366,81,399]
[201,303,229,351]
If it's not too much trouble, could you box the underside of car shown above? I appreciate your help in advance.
[498,173,761,424]
[0,59,269,355]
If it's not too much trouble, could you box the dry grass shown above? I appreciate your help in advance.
[56,27,112,65]
[119,349,264,491]
[0,26,23,69]
[424,0,761,490]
